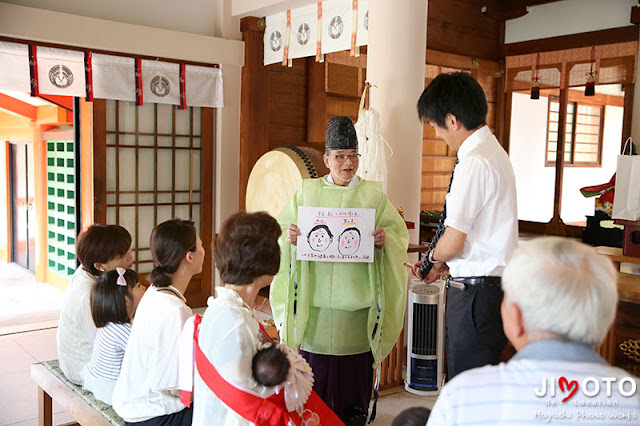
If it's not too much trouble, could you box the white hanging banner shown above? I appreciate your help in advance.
[37,47,86,97]
[186,65,223,108]
[92,54,136,102]
[289,4,318,60]
[264,12,287,66]
[0,42,30,92]
[322,0,352,55]
[356,0,369,47]
[141,59,180,105]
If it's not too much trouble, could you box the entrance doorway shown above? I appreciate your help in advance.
[9,141,36,272]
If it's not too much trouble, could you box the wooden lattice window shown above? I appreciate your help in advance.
[546,98,604,167]
[93,99,214,306]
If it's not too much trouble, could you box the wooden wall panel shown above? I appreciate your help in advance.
[426,0,502,60]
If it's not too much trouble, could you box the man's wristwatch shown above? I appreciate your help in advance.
[420,248,435,279]
[427,249,439,264]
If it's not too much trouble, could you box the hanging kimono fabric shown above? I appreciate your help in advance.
[92,54,136,102]
[356,0,369,48]
[0,41,30,92]
[354,85,391,192]
[264,12,288,66]
[289,4,317,60]
[37,47,86,97]
[321,0,352,55]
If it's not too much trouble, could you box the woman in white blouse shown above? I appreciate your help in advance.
[192,211,282,425]
[113,219,204,426]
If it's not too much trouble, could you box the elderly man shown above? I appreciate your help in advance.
[271,116,409,425]
[427,237,640,425]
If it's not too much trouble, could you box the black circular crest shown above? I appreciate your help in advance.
[49,65,74,89]
[270,31,283,52]
[329,16,344,39]
[297,23,310,45]
[150,76,170,97]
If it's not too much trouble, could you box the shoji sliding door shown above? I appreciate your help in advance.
[93,99,214,306]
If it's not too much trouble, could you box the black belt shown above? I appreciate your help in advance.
[446,276,501,291]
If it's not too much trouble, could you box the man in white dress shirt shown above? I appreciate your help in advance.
[427,237,640,425]
[413,72,518,379]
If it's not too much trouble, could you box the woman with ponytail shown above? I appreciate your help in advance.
[113,219,205,426]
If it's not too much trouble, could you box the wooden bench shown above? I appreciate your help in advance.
[31,360,124,426]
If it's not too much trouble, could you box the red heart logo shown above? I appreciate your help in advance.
[558,376,578,402]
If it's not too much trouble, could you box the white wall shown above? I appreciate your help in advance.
[505,0,636,44]
[510,92,622,224]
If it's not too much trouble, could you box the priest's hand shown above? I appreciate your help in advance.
[287,224,301,245]
[372,227,386,246]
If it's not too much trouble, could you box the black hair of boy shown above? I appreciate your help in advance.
[213,211,281,285]
[150,219,197,288]
[391,406,431,426]
[77,224,132,277]
[252,345,291,387]
[91,269,139,328]
[416,71,487,130]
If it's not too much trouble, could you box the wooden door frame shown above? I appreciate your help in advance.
[92,99,214,307]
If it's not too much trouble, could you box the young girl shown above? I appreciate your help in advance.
[113,219,203,425]
[57,224,133,385]
[82,268,145,404]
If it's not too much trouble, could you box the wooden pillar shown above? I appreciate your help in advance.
[367,0,428,243]
[307,58,326,144]
[545,88,568,236]
[239,17,269,210]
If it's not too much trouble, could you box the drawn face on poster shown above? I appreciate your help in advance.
[338,227,361,255]
[307,224,333,252]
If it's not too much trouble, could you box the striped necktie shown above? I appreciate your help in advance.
[420,158,458,277]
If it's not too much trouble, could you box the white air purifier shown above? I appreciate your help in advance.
[405,279,446,395]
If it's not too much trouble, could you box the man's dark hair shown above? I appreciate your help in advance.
[252,344,290,387]
[391,406,431,426]
[417,71,487,131]
[213,211,281,285]
[339,227,361,239]
[76,224,132,277]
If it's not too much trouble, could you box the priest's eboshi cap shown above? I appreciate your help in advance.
[325,115,358,151]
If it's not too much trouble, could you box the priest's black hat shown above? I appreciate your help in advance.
[325,116,358,151]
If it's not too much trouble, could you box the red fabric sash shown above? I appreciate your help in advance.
[188,315,344,426]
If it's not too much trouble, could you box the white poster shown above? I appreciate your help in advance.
[297,206,375,263]
[289,4,318,60]
[264,12,287,66]
[37,47,86,97]
[141,59,180,105]
[322,0,352,55]
[0,42,30,92]
[356,0,369,47]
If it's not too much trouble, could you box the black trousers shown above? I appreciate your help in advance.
[124,407,193,426]
[445,284,507,380]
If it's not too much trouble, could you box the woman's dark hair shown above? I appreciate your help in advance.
[91,268,139,328]
[213,211,281,285]
[76,224,132,277]
[308,224,333,241]
[417,71,487,131]
[252,344,290,387]
[149,219,197,288]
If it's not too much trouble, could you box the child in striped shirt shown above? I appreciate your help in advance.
[82,267,145,404]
